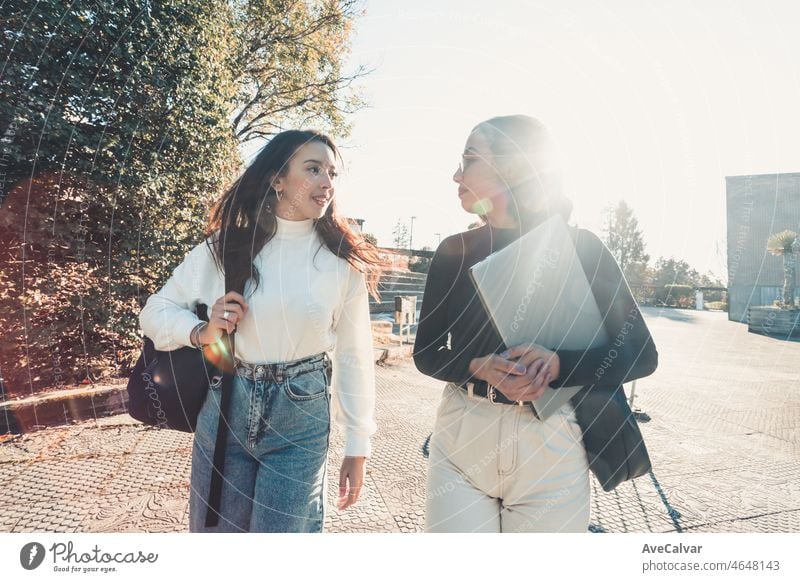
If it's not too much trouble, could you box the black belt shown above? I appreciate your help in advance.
[459,380,532,406]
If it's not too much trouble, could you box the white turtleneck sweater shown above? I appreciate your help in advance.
[139,216,376,457]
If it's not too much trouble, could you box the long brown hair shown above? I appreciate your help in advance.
[205,129,383,298]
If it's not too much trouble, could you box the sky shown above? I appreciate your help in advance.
[321,0,800,282]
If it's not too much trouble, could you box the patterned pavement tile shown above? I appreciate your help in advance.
[1,309,798,533]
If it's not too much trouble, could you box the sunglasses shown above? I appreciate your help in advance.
[458,153,514,173]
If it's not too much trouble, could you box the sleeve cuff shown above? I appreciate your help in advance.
[554,348,581,380]
[174,316,202,348]
[344,433,372,458]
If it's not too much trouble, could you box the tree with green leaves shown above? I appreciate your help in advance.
[0,0,364,395]
[1,0,241,394]
[229,0,367,142]
[651,257,699,288]
[650,257,698,305]
[602,201,650,284]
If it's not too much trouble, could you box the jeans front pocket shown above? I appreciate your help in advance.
[268,369,331,454]
[283,368,329,401]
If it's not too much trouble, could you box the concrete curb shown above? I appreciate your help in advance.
[0,383,128,434]
[373,343,414,364]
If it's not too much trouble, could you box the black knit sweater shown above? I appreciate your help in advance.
[413,220,658,389]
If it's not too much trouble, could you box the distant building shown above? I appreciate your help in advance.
[346,217,365,233]
[726,172,800,321]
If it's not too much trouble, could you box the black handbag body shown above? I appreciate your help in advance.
[126,304,221,433]
[571,384,652,492]
[130,266,242,527]
[562,225,653,492]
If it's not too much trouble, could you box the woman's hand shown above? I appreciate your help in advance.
[501,342,561,392]
[198,291,249,344]
[468,352,547,402]
[338,456,366,510]
[467,343,560,402]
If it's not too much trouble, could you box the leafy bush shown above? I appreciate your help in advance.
[0,0,364,397]
[0,1,238,395]
[655,284,693,307]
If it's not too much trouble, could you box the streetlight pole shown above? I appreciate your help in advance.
[409,216,416,250]
[434,232,441,246]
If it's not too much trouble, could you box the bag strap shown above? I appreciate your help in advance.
[204,264,242,528]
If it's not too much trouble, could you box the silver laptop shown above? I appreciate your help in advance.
[468,215,609,419]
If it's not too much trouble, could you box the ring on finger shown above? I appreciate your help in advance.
[223,311,231,321]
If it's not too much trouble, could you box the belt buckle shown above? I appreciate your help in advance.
[466,382,475,400]
[486,384,497,405]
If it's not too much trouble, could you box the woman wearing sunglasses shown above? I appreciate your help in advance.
[413,115,658,532]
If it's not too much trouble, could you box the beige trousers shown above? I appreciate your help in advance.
[426,383,591,533]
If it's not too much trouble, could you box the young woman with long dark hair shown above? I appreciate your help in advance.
[139,129,382,532]
[414,115,658,532]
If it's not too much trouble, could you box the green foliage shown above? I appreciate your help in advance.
[767,229,798,308]
[655,284,693,307]
[361,232,378,246]
[1,0,238,393]
[767,230,798,255]
[650,257,699,289]
[1,1,364,395]
[229,0,366,142]
[409,247,433,273]
[602,200,650,280]
[622,260,649,287]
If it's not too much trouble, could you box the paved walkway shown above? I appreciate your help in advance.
[0,308,798,533]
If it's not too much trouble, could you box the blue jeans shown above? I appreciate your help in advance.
[189,353,331,532]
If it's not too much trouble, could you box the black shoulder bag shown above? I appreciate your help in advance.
[570,384,651,492]
[566,225,653,492]
[127,268,241,527]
